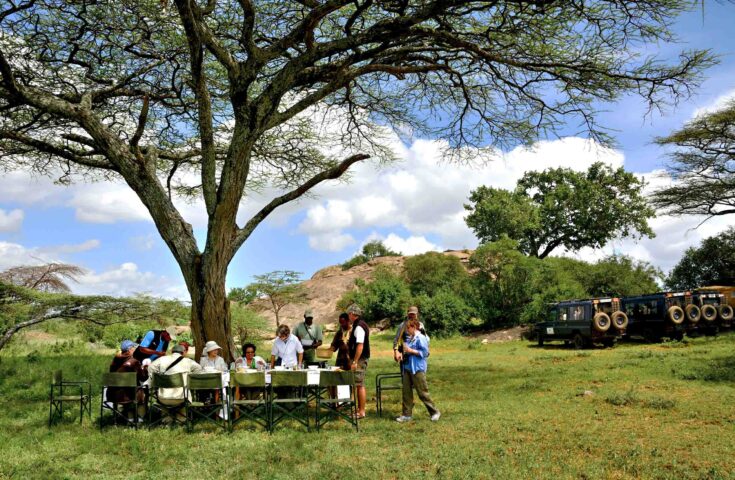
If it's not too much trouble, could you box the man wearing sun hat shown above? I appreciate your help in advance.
[133,325,177,362]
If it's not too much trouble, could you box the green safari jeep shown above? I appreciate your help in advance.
[535,297,628,349]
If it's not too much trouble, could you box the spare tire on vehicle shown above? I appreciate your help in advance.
[700,304,717,322]
[592,312,611,332]
[719,305,734,321]
[611,311,629,330]
[666,306,685,325]
[685,304,701,323]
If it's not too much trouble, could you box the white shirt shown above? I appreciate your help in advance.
[199,355,228,372]
[147,353,203,404]
[354,325,366,343]
[271,333,304,367]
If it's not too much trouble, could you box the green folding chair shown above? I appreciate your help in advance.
[269,371,309,432]
[316,370,358,431]
[49,370,91,426]
[188,373,228,432]
[148,373,188,429]
[376,371,403,417]
[229,372,269,432]
[100,372,142,429]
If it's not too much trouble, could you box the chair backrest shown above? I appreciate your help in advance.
[232,372,266,388]
[318,370,355,387]
[52,370,62,386]
[188,372,223,391]
[101,372,138,388]
[152,372,185,389]
[270,370,307,387]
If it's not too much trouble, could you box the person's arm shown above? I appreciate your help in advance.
[297,352,303,366]
[351,344,363,371]
[190,361,203,373]
[393,322,406,362]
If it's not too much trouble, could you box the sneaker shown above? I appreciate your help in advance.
[395,415,413,423]
[430,412,441,422]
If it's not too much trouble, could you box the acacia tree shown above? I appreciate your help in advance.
[0,0,713,359]
[465,162,655,258]
[0,262,85,292]
[248,270,306,326]
[666,227,735,290]
[651,100,735,219]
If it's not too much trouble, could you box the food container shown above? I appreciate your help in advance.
[316,346,334,359]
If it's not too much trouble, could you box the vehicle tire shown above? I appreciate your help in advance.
[538,334,545,346]
[666,306,685,325]
[700,304,717,322]
[611,311,629,330]
[685,304,701,323]
[592,313,611,332]
[573,333,586,350]
[672,331,684,342]
[719,305,734,321]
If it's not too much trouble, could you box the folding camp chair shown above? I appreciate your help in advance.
[49,370,92,426]
[148,373,188,429]
[269,371,309,432]
[229,371,269,432]
[375,371,403,417]
[316,370,358,431]
[100,372,142,429]
[188,373,228,432]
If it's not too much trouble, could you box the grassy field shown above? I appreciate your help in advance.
[1,330,735,479]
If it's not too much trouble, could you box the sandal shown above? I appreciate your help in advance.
[354,413,366,420]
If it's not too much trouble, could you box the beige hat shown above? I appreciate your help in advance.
[204,340,222,354]
[165,326,178,340]
[304,308,314,318]
[347,304,362,316]
[408,306,419,315]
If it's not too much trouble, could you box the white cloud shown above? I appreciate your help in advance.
[0,239,101,269]
[307,232,356,252]
[68,183,150,223]
[380,233,442,256]
[692,88,735,118]
[0,208,23,232]
[75,262,187,299]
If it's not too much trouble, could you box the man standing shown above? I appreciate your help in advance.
[270,324,304,369]
[347,304,369,419]
[133,326,177,362]
[294,309,324,366]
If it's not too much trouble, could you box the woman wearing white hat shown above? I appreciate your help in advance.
[199,340,228,372]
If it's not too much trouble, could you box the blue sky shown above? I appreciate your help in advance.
[1,3,734,299]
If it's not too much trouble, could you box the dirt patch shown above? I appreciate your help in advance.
[472,326,531,343]
[22,330,58,343]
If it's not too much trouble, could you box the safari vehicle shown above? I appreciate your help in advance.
[620,292,692,342]
[691,290,734,331]
[535,297,628,349]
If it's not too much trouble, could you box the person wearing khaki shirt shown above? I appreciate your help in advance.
[146,344,203,405]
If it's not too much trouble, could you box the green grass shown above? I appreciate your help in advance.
[2,331,735,479]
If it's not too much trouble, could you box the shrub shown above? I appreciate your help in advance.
[337,265,411,323]
[404,252,471,297]
[414,289,473,337]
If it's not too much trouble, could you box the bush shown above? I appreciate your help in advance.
[101,322,157,349]
[414,289,474,337]
[404,252,471,297]
[337,265,411,323]
[341,240,400,270]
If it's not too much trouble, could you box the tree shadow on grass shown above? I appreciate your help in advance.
[672,355,735,383]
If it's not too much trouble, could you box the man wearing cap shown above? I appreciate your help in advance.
[147,343,203,406]
[347,304,370,419]
[133,326,177,362]
[293,309,324,366]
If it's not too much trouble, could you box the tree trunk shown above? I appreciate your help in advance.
[185,255,237,363]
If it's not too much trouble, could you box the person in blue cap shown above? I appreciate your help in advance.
[108,339,148,420]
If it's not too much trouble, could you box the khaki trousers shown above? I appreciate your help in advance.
[402,371,438,417]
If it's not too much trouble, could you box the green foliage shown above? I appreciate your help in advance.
[227,285,258,304]
[338,266,411,324]
[341,241,400,270]
[246,270,306,326]
[652,100,735,218]
[230,304,269,342]
[584,255,663,297]
[465,163,655,258]
[667,227,735,289]
[404,252,471,297]
[414,289,473,337]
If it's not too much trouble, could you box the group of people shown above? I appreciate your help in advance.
[107,303,439,424]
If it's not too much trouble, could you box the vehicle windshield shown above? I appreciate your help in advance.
[593,302,614,315]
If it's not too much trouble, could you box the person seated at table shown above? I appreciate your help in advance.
[147,344,203,417]
[270,324,303,369]
[178,341,191,357]
[235,343,267,370]
[199,341,228,372]
[108,339,147,420]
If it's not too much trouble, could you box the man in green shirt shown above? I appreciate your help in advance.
[293,308,324,365]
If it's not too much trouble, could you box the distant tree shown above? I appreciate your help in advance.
[404,252,470,297]
[0,263,85,292]
[584,255,662,297]
[0,282,170,353]
[227,285,258,305]
[651,101,735,219]
[341,241,400,270]
[248,271,306,326]
[666,227,735,290]
[465,163,655,258]
[338,265,411,324]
